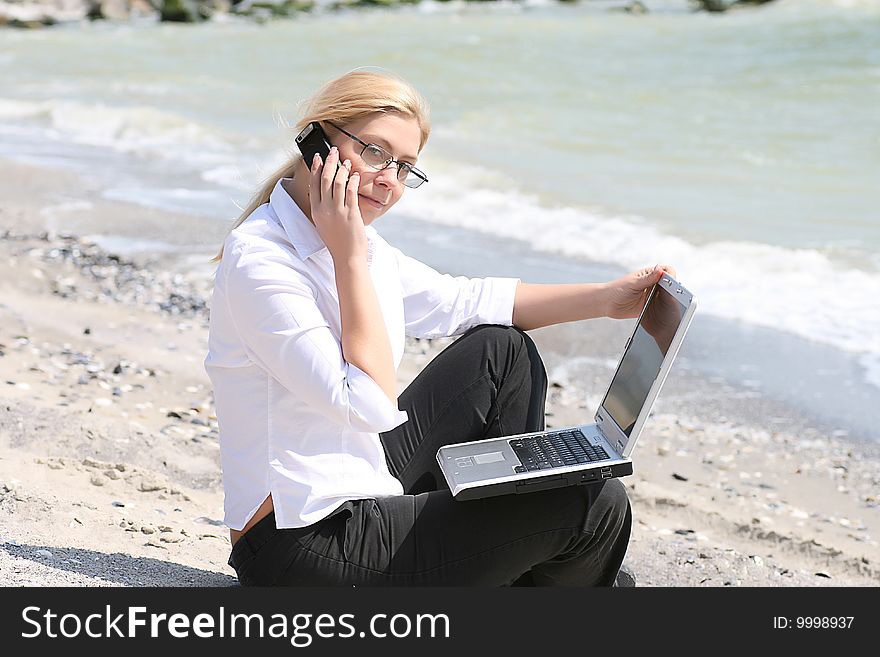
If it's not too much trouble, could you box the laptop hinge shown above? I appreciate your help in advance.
[596,421,625,458]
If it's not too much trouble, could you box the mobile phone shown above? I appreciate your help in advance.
[295,121,332,167]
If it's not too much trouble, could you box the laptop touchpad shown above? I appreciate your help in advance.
[473,452,505,465]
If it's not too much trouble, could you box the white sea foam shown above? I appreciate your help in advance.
[861,354,880,390]
[817,0,880,10]
[397,166,880,385]
[0,98,47,120]
[201,165,254,191]
[0,97,234,169]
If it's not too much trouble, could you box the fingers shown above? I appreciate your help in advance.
[309,152,323,204]
[638,264,676,282]
[631,264,669,291]
[346,168,360,209]
[320,146,341,200]
[332,158,351,210]
[657,264,677,279]
[310,148,357,213]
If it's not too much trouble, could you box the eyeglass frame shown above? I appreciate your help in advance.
[326,121,428,189]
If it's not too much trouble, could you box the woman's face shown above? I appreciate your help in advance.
[330,113,423,226]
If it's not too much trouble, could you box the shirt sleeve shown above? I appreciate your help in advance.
[221,238,408,434]
[393,247,520,339]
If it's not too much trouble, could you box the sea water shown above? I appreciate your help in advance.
[1,0,878,439]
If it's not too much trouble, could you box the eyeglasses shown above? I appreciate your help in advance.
[326,121,428,189]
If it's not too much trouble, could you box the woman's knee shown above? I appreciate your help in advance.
[460,324,524,350]
[460,324,546,379]
[584,478,631,535]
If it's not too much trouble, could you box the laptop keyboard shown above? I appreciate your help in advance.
[510,429,609,472]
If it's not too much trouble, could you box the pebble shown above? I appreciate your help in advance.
[160,425,190,438]
[89,475,105,487]
[35,549,54,559]
[22,233,210,320]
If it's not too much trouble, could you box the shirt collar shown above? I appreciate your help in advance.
[269,178,327,260]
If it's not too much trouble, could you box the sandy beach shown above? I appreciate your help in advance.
[1,157,878,587]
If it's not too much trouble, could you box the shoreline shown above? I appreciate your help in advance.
[0,1,676,30]
[1,157,878,586]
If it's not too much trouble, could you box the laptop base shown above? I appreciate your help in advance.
[451,460,633,501]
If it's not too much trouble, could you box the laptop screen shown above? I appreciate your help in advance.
[601,284,686,437]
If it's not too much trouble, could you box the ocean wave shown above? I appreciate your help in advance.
[817,0,880,10]
[396,164,880,384]
[861,354,880,389]
[201,164,258,191]
[780,0,880,13]
[0,97,234,167]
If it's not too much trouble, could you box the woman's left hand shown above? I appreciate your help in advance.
[602,264,677,320]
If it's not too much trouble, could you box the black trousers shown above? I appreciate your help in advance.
[228,325,632,586]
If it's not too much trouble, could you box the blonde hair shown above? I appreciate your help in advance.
[212,70,431,262]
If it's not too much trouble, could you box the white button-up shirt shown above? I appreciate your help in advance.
[205,180,520,529]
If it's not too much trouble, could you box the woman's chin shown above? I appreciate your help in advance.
[359,207,384,226]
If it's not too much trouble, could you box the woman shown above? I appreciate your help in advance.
[205,69,674,586]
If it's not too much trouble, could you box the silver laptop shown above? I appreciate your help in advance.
[437,274,697,501]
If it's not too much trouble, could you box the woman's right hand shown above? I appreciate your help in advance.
[309,146,367,264]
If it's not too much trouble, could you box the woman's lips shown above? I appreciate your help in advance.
[359,195,385,209]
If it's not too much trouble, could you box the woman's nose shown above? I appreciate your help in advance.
[373,163,401,188]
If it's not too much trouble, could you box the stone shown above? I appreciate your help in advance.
[86,0,132,21]
[138,479,163,493]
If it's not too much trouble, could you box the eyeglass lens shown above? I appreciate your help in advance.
[361,144,425,188]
